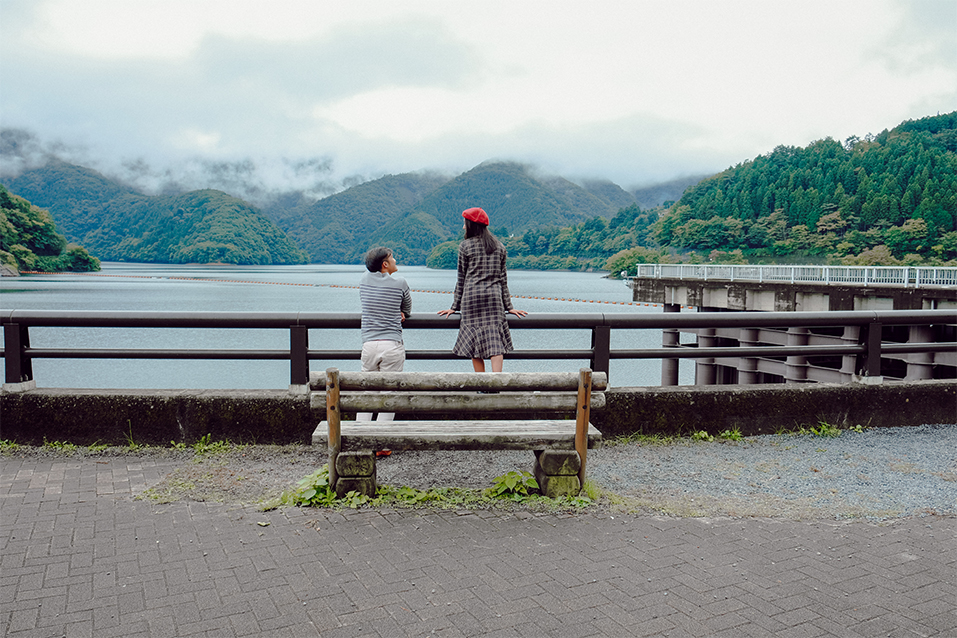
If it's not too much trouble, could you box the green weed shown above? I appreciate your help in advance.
[42,439,78,453]
[124,421,141,451]
[810,422,842,438]
[292,466,338,507]
[718,428,743,441]
[0,440,21,454]
[606,432,679,446]
[486,471,539,499]
[691,430,714,442]
[192,434,230,456]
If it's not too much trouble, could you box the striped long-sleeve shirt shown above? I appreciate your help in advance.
[360,271,412,343]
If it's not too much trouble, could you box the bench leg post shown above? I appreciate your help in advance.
[575,368,592,488]
[333,451,377,498]
[534,450,582,498]
[326,368,341,491]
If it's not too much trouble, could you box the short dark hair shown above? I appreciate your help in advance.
[364,246,392,272]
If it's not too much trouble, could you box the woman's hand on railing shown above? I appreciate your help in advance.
[508,309,528,318]
[437,309,457,317]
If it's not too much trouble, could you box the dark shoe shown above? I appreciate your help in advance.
[477,390,500,394]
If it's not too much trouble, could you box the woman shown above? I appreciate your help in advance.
[438,207,527,372]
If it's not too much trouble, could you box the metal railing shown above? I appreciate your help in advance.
[2,309,954,387]
[635,264,957,288]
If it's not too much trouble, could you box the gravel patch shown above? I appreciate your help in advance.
[4,424,954,520]
[590,423,957,520]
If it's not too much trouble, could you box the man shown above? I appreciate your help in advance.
[357,246,412,426]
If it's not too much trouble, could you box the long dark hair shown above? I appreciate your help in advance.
[464,219,501,255]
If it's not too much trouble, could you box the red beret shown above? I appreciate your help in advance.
[462,207,489,225]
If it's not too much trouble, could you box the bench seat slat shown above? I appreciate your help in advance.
[334,391,604,413]
[312,370,608,392]
[313,419,603,451]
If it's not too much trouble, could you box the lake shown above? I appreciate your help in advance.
[1,262,694,388]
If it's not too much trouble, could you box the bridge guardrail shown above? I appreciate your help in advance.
[636,264,957,287]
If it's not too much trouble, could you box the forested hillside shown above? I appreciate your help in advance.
[654,112,957,266]
[427,203,659,271]
[4,112,951,272]
[259,171,450,263]
[5,164,307,265]
[0,184,100,273]
[366,162,634,264]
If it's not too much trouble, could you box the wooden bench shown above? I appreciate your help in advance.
[311,368,605,498]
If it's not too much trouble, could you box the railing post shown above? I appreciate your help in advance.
[857,320,884,383]
[590,325,610,382]
[3,323,33,385]
[290,325,309,386]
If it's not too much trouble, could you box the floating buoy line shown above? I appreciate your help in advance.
[19,271,681,308]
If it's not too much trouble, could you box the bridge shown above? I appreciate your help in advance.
[627,264,957,385]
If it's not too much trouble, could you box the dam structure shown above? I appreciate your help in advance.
[627,265,957,386]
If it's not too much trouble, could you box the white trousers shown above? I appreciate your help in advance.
[356,340,405,422]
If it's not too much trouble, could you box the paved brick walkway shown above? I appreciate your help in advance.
[2,456,955,637]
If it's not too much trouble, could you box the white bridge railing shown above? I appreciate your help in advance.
[634,264,957,288]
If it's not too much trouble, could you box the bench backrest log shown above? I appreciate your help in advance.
[323,367,605,487]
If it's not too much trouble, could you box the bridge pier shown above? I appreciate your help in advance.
[906,325,935,381]
[660,303,681,386]
[630,271,957,386]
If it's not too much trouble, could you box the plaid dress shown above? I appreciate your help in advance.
[450,237,515,359]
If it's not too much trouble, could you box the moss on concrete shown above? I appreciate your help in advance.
[592,379,957,438]
[2,380,953,445]
[0,388,315,445]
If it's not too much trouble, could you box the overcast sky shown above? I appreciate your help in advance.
[1,0,955,201]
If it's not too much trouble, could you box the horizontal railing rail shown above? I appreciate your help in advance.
[635,264,957,288]
[2,309,954,387]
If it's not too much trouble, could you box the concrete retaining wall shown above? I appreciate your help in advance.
[0,389,316,446]
[1,380,954,445]
[594,379,956,438]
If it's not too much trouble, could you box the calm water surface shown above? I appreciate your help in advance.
[1,263,693,388]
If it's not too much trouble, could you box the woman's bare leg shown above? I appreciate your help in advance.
[490,355,504,372]
[471,358,486,372]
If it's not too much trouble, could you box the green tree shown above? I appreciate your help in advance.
[0,184,100,272]
[426,241,460,269]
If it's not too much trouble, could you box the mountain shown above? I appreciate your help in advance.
[654,111,957,264]
[259,171,450,263]
[5,159,140,241]
[632,174,708,210]
[0,184,100,273]
[4,163,307,265]
[360,162,633,264]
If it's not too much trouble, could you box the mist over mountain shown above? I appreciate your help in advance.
[3,161,307,265]
[3,111,953,272]
[0,128,348,207]
[2,134,697,265]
